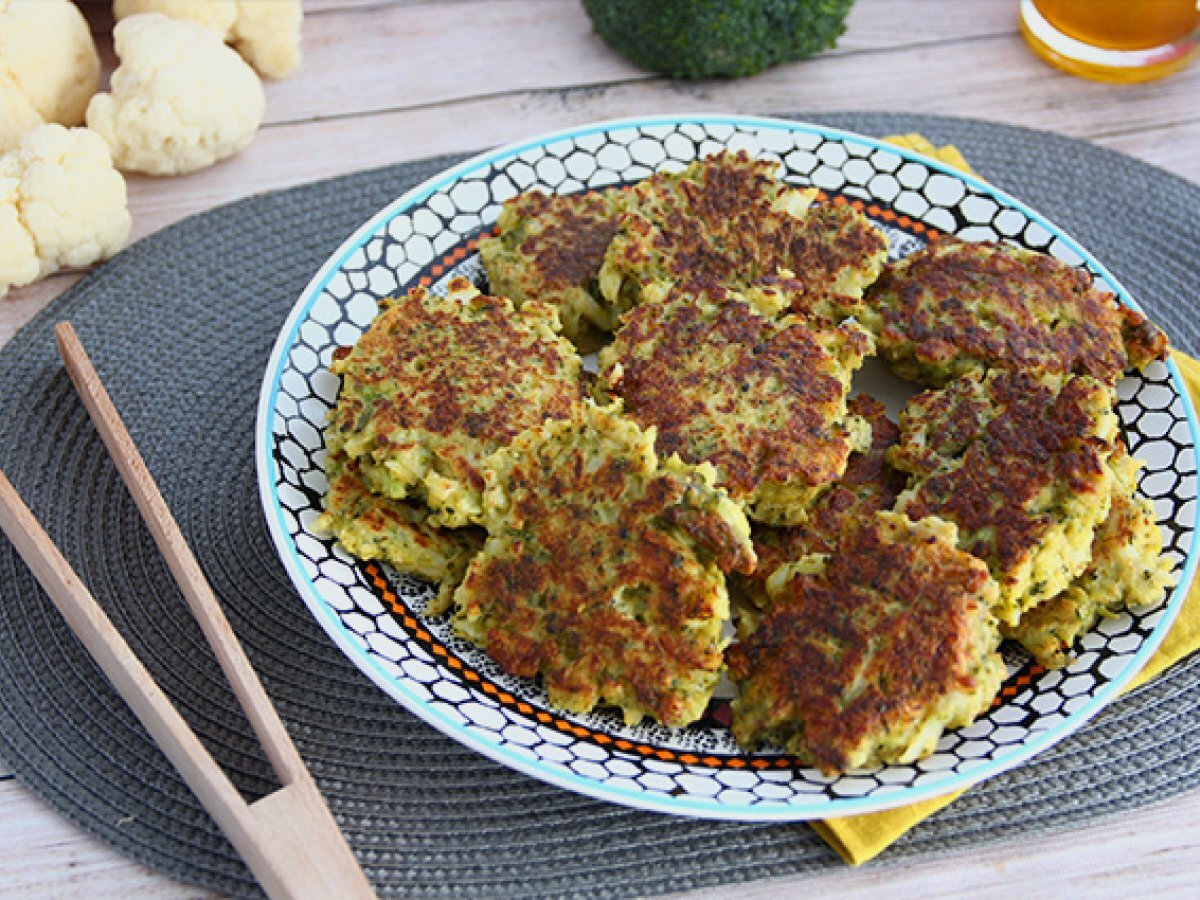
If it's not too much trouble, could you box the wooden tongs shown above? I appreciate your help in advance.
[0,323,375,899]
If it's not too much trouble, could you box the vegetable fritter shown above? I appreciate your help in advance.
[861,238,1169,386]
[598,284,873,525]
[889,369,1119,625]
[727,511,1005,774]
[479,186,627,352]
[1003,440,1177,668]
[597,150,886,317]
[452,401,755,728]
[325,276,585,527]
[315,453,483,614]
[737,394,906,607]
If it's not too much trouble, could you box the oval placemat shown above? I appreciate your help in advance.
[1,113,1198,898]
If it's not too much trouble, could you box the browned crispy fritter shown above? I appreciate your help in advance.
[597,151,887,317]
[890,369,1119,625]
[597,283,873,524]
[479,187,627,351]
[737,395,906,605]
[861,238,1169,386]
[324,277,585,526]
[727,511,1005,774]
[452,402,754,728]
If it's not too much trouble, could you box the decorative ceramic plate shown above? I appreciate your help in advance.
[256,115,1199,820]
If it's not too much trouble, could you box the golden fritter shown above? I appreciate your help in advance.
[597,284,874,525]
[727,511,1005,775]
[1003,440,1177,668]
[315,453,484,614]
[325,276,585,527]
[596,150,887,316]
[479,186,627,352]
[889,369,1119,626]
[452,401,755,728]
[861,238,1169,386]
[736,395,906,606]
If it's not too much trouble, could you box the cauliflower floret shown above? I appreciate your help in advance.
[0,0,100,145]
[0,124,130,298]
[86,14,265,176]
[113,0,239,35]
[0,72,43,153]
[0,174,39,293]
[113,0,303,80]
[229,0,303,80]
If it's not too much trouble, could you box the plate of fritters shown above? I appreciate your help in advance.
[257,115,1199,819]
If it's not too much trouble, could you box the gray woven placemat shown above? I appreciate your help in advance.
[1,113,1198,898]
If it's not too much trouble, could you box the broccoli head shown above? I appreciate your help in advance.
[582,0,855,79]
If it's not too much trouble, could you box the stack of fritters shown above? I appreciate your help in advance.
[317,275,584,604]
[735,395,907,608]
[317,148,1177,773]
[888,369,1120,626]
[315,453,484,614]
[860,238,1175,665]
[1002,439,1176,668]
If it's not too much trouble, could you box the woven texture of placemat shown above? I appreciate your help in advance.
[1,113,1198,898]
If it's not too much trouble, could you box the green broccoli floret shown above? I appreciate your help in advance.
[581,0,855,79]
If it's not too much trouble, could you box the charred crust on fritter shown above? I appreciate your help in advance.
[599,283,871,518]
[898,372,1111,572]
[600,151,887,313]
[510,190,623,291]
[727,512,1000,774]
[452,403,753,728]
[864,238,1169,385]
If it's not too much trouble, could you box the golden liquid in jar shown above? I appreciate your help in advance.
[1022,0,1200,81]
[1034,0,1200,50]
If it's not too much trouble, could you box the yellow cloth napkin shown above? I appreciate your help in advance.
[881,133,978,176]
[810,139,1200,861]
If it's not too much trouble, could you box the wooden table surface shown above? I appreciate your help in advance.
[2,1,1199,896]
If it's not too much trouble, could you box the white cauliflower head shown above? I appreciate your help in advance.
[86,13,266,176]
[113,0,303,80]
[0,123,131,298]
[0,0,100,145]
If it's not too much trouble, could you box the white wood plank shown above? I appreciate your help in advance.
[251,39,1200,185]
[1096,119,1200,184]
[0,779,212,898]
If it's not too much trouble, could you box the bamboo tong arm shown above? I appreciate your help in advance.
[0,323,374,899]
[55,322,308,787]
